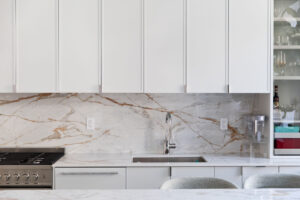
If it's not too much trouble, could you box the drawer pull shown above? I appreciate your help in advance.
[60,172,119,176]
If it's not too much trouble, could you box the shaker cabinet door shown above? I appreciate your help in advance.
[102,0,143,93]
[187,0,227,93]
[59,0,100,93]
[229,0,270,93]
[16,0,57,92]
[0,0,14,92]
[144,0,184,93]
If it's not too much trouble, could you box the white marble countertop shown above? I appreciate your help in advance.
[0,189,299,200]
[54,153,300,167]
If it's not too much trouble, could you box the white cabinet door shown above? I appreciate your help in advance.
[144,0,184,93]
[215,167,242,188]
[171,167,214,178]
[16,0,57,92]
[242,167,278,182]
[59,0,100,93]
[279,167,300,174]
[127,167,170,189]
[102,0,142,93]
[187,0,227,93]
[0,0,14,92]
[229,0,270,93]
[55,168,126,189]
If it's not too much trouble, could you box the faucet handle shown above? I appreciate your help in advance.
[164,140,176,154]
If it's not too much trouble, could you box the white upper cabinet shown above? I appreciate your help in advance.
[0,0,14,92]
[144,0,184,93]
[2,0,271,94]
[16,0,58,93]
[187,0,227,93]
[102,0,142,93]
[229,0,270,93]
[59,0,100,93]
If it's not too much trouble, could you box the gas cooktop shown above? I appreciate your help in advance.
[0,148,64,165]
[0,148,64,188]
[0,152,63,165]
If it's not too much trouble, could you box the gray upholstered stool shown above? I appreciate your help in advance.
[244,174,300,189]
[160,177,238,189]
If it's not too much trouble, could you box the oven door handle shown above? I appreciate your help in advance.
[59,172,119,176]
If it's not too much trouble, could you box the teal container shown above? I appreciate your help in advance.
[274,126,300,133]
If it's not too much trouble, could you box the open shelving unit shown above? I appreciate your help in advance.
[272,0,300,158]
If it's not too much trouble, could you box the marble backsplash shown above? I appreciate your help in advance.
[0,93,257,154]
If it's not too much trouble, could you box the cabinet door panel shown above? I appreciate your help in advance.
[0,0,14,92]
[127,167,170,189]
[17,0,57,92]
[59,0,99,93]
[229,0,270,93]
[215,167,242,188]
[242,166,278,183]
[187,0,227,93]
[171,167,214,178]
[144,0,184,93]
[102,0,142,93]
[279,167,300,174]
[55,168,126,189]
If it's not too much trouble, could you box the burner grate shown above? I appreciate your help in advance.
[0,152,64,165]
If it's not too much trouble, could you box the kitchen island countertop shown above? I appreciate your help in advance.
[0,189,299,200]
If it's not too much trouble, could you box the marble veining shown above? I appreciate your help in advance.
[0,93,256,154]
[0,189,298,200]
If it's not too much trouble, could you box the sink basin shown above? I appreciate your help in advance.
[132,156,206,163]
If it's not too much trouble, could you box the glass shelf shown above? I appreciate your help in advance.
[274,120,300,124]
[275,132,300,139]
[274,45,300,50]
[274,17,300,22]
[274,76,300,80]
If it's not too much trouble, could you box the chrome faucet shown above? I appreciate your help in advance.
[164,112,176,154]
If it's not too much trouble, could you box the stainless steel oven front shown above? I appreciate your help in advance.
[0,165,53,189]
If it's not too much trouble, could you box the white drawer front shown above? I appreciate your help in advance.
[242,167,278,181]
[55,168,126,189]
[127,167,170,189]
[215,167,242,188]
[279,167,300,175]
[171,167,214,178]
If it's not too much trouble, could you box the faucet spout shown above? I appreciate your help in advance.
[164,112,176,154]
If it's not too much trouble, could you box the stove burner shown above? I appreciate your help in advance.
[0,152,64,165]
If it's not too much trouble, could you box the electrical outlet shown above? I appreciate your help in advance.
[86,118,95,130]
[220,118,228,130]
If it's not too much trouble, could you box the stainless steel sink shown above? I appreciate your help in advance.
[132,156,206,163]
